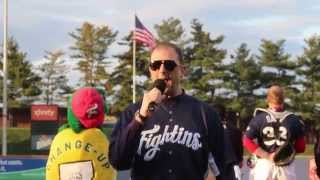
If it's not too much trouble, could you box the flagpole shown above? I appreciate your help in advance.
[2,0,8,155]
[132,15,136,103]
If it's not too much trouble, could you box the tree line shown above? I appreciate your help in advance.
[1,17,320,130]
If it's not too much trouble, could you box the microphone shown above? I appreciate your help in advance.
[148,79,166,112]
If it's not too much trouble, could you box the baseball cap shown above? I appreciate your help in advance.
[71,87,105,129]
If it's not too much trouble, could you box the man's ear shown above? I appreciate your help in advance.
[180,65,188,77]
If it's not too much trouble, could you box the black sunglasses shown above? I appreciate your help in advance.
[149,60,177,71]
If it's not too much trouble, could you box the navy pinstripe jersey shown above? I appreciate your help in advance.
[109,93,225,180]
[245,108,304,153]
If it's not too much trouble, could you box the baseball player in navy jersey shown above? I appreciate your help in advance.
[243,85,305,180]
[109,42,225,180]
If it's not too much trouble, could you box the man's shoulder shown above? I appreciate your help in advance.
[248,110,269,126]
[180,95,217,116]
[179,94,207,107]
[253,108,270,117]
[124,102,141,112]
[285,113,301,120]
[181,94,199,102]
[252,109,269,120]
[182,94,209,105]
[284,113,304,126]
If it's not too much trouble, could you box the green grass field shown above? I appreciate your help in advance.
[0,127,113,155]
[0,168,45,180]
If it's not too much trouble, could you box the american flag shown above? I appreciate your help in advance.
[134,16,156,49]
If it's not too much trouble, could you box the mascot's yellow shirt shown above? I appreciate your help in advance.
[46,128,116,180]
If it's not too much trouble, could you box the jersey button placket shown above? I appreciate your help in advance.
[168,110,173,122]
[167,149,173,174]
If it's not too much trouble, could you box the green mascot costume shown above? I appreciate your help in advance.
[46,87,116,180]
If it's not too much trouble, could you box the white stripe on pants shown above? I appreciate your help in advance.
[249,158,296,180]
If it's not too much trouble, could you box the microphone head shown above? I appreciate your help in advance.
[153,79,166,94]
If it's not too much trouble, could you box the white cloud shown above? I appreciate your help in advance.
[233,16,289,28]
[230,15,319,30]
[227,14,320,42]
[226,0,296,9]
[1,0,320,87]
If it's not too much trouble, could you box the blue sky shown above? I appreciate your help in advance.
[1,0,320,85]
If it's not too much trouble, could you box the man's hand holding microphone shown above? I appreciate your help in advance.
[135,79,166,123]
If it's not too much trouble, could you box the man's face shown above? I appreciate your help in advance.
[149,47,184,96]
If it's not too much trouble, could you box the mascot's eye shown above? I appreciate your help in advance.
[86,104,99,118]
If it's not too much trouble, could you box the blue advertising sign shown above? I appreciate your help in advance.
[0,156,46,172]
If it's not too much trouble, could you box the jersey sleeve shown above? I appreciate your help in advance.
[244,114,262,140]
[291,115,305,140]
[203,104,225,179]
[108,103,143,170]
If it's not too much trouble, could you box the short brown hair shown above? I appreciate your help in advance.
[151,42,183,62]
[267,85,284,105]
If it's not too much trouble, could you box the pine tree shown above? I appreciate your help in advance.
[257,39,295,87]
[185,19,227,103]
[154,17,188,46]
[226,43,262,119]
[295,35,320,126]
[0,38,42,107]
[69,22,118,86]
[109,33,149,113]
[256,39,297,109]
[38,50,72,105]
